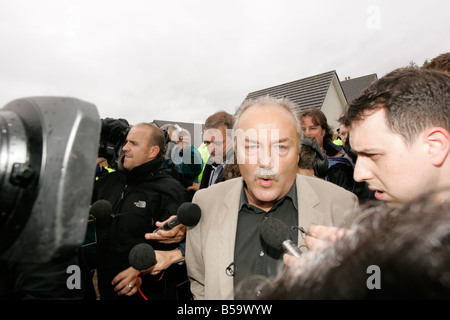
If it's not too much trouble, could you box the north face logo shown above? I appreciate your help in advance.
[134,200,146,208]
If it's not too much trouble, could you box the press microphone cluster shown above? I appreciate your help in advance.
[260,217,302,258]
[129,202,202,271]
[153,202,201,232]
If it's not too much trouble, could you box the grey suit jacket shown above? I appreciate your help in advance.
[185,174,359,300]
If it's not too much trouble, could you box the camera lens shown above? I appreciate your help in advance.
[1,97,100,263]
[0,110,39,255]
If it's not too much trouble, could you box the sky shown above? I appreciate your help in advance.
[0,0,448,126]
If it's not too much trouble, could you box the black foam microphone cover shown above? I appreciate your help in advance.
[155,202,202,232]
[260,217,293,250]
[129,243,157,271]
[177,202,202,227]
[260,217,302,258]
[90,199,112,220]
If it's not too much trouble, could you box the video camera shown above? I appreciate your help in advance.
[98,117,130,170]
[0,97,101,263]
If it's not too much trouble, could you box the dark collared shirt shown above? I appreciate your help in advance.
[208,162,226,186]
[233,182,299,298]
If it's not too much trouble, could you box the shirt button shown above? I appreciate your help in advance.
[259,250,265,257]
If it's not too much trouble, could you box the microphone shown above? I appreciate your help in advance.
[153,202,201,233]
[129,243,157,271]
[260,217,302,258]
[90,199,112,221]
[226,262,236,277]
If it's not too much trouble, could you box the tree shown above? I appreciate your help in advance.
[422,59,430,68]
[406,60,419,69]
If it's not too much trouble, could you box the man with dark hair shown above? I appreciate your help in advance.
[198,110,235,189]
[302,67,450,252]
[345,68,450,204]
[92,122,189,299]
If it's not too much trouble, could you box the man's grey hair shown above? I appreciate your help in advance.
[233,95,303,149]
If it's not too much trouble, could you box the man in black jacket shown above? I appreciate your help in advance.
[92,122,188,299]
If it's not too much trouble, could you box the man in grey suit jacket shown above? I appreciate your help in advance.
[185,96,358,300]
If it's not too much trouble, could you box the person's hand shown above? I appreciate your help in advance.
[111,267,141,296]
[142,249,184,276]
[283,253,301,267]
[283,225,352,267]
[305,225,352,250]
[179,128,192,150]
[96,157,108,166]
[145,215,186,244]
[187,183,200,192]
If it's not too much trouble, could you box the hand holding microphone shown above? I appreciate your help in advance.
[260,217,302,258]
[128,243,184,275]
[128,242,185,300]
[130,203,201,299]
[153,202,201,232]
[146,202,201,243]
[129,243,157,271]
[127,243,156,300]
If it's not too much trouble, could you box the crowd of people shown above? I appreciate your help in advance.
[2,52,449,300]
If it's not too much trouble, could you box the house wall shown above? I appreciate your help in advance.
[320,76,348,132]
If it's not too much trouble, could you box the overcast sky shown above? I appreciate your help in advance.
[0,0,448,126]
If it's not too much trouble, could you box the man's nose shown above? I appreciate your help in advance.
[353,157,373,182]
[258,147,272,168]
[122,142,130,152]
[304,128,313,137]
[206,144,217,156]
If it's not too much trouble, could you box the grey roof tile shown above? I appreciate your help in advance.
[244,70,337,111]
[340,74,378,104]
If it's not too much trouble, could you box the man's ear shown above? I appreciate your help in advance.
[425,127,450,167]
[149,145,161,160]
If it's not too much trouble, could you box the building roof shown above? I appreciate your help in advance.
[244,70,338,111]
[340,73,378,104]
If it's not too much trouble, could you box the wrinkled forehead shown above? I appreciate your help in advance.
[236,104,298,130]
[234,105,299,146]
